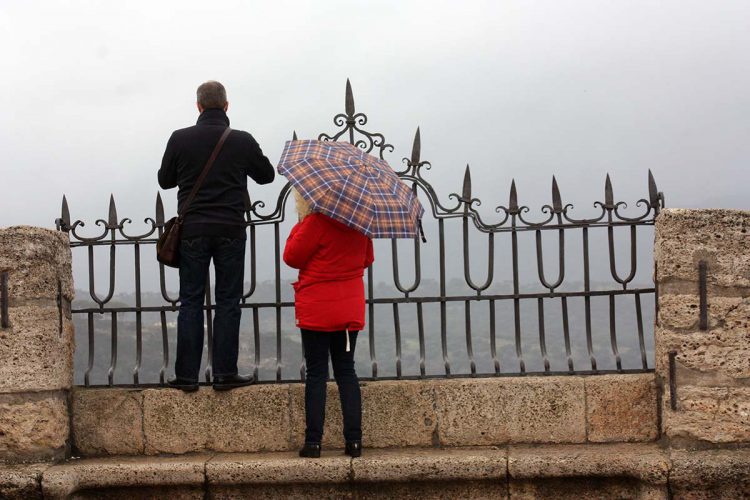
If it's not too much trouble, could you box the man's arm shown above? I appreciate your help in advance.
[158,133,178,189]
[244,133,275,185]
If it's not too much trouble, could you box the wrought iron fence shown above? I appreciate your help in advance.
[56,80,664,387]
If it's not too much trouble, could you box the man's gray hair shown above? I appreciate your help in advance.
[196,81,227,109]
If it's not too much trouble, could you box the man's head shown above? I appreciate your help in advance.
[196,81,228,113]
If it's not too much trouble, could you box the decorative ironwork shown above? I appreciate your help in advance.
[58,79,664,387]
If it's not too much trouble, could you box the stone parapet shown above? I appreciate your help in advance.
[0,226,74,463]
[654,209,750,446]
[71,373,657,457]
[2,444,746,499]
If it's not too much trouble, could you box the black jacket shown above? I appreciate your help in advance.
[158,108,275,239]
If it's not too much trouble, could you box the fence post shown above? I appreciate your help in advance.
[0,226,74,463]
[654,208,750,447]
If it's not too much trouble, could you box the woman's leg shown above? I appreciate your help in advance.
[330,330,362,443]
[301,329,330,444]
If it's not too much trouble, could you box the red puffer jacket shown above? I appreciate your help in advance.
[283,213,374,332]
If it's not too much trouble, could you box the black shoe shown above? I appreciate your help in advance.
[299,443,321,458]
[167,377,199,392]
[345,441,362,458]
[212,374,255,391]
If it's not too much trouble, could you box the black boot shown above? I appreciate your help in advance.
[299,443,321,458]
[167,377,199,392]
[345,441,362,458]
[212,374,255,391]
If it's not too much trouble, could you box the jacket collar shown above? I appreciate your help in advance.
[196,108,230,127]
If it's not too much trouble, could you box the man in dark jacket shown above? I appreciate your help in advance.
[158,81,274,391]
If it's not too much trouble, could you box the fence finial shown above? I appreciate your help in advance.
[462,165,472,212]
[155,193,164,226]
[509,179,518,213]
[108,194,119,227]
[345,78,355,116]
[57,195,71,232]
[604,174,614,208]
[411,127,421,165]
[552,176,562,213]
[648,169,662,212]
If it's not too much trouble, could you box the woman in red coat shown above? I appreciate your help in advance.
[283,188,374,458]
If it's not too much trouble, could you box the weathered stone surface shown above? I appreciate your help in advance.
[289,380,436,449]
[0,304,74,393]
[670,449,750,499]
[509,478,667,500]
[351,448,506,483]
[142,385,290,454]
[71,485,204,499]
[585,374,658,442]
[354,480,507,499]
[655,209,750,289]
[0,392,69,462]
[211,484,353,500]
[0,463,49,499]
[0,226,74,302]
[658,294,747,331]
[41,454,208,499]
[656,324,750,382]
[667,386,750,443]
[433,377,586,445]
[508,443,669,485]
[207,451,350,484]
[72,388,144,456]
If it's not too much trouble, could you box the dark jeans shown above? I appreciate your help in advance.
[301,329,362,444]
[175,236,245,382]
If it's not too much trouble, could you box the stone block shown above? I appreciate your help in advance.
[41,454,208,499]
[351,448,506,483]
[142,385,290,454]
[655,209,750,289]
[207,451,350,484]
[509,478,667,500]
[72,388,144,456]
[585,374,658,442]
[0,304,74,393]
[433,377,586,446]
[667,386,750,444]
[354,480,507,499]
[0,392,69,462]
[0,226,74,302]
[670,449,750,499]
[0,463,49,499]
[289,379,436,449]
[508,443,669,485]
[655,325,750,380]
[657,294,746,331]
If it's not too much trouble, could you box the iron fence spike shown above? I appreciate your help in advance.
[345,78,355,116]
[648,169,659,206]
[61,195,70,227]
[155,192,165,225]
[552,176,562,212]
[411,127,421,165]
[108,194,118,226]
[462,164,472,200]
[509,179,518,210]
[605,174,614,206]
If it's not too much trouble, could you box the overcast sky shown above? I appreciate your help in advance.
[1,0,748,231]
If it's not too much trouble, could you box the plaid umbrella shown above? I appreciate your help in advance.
[277,140,424,239]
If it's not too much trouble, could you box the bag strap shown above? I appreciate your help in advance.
[178,126,232,220]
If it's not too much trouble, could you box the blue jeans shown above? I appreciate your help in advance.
[175,236,245,382]
[301,329,362,444]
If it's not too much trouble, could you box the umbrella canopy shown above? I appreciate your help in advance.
[277,140,424,239]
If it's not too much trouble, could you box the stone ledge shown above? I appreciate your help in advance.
[4,445,749,498]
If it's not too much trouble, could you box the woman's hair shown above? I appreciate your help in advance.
[292,187,312,220]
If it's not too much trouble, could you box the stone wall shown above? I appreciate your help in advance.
[0,227,74,463]
[654,209,750,446]
[70,374,657,456]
